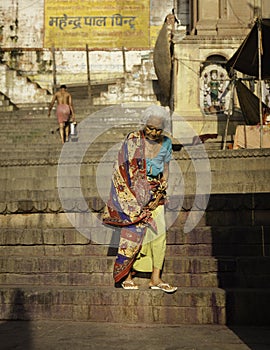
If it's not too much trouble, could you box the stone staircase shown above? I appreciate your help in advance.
[0,64,51,109]
[0,92,17,112]
[0,218,228,324]
[93,52,160,105]
[0,103,270,325]
[0,51,160,111]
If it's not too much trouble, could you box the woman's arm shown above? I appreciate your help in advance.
[162,162,169,182]
[147,162,170,210]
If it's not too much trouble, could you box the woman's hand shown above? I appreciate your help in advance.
[148,192,163,210]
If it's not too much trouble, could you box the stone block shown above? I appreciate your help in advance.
[226,289,270,325]
[0,286,226,324]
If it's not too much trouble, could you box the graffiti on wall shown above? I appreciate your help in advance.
[44,0,150,49]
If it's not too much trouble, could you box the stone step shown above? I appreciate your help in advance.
[1,188,270,227]
[225,288,270,325]
[0,285,227,324]
[0,142,220,157]
[0,109,94,122]
[0,223,268,244]
[0,105,15,112]
[0,254,221,274]
[0,255,269,288]
[1,154,270,181]
[0,131,122,146]
[2,284,270,325]
[0,143,112,152]
[0,124,134,137]
[0,92,16,112]
[0,235,264,262]
[67,83,116,99]
[0,164,268,185]
[0,117,138,128]
[0,271,220,289]
[0,118,138,129]
[0,241,265,259]
[0,255,219,287]
[0,137,123,150]
[1,170,269,196]
[0,105,143,123]
[0,222,268,257]
[0,99,12,107]
[0,126,138,147]
[0,215,270,242]
[0,177,116,192]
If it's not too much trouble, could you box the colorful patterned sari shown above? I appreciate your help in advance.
[103,130,165,282]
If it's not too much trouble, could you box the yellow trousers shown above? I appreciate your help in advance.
[133,205,166,272]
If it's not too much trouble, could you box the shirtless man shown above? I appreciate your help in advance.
[48,85,75,144]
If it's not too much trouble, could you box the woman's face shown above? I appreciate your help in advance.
[144,116,164,141]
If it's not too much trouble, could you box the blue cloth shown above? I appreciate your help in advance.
[146,136,172,177]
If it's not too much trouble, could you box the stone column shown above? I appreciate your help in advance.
[190,0,198,34]
[194,0,255,36]
[195,0,219,35]
[262,0,270,17]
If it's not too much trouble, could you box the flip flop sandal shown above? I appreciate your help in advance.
[150,282,177,293]
[121,280,139,290]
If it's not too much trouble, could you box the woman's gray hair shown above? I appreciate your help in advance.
[141,105,170,130]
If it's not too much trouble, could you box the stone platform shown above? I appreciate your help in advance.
[1,321,270,350]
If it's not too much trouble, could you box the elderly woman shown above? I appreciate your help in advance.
[103,105,177,293]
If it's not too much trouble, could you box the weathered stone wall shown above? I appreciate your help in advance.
[0,0,44,48]
[1,1,270,118]
[193,0,270,35]
[0,1,175,94]
[172,1,270,139]
[0,1,176,49]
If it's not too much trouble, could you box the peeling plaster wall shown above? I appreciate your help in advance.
[0,0,43,48]
[0,0,176,71]
[151,0,175,25]
[0,0,177,100]
[0,1,187,48]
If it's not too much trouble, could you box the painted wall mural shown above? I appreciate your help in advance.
[200,64,230,114]
[44,0,150,49]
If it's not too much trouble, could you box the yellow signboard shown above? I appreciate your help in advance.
[44,0,150,49]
